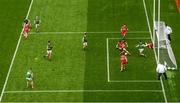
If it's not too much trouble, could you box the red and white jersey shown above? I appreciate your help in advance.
[121,25,128,35]
[147,42,153,49]
[118,41,126,49]
[23,23,30,32]
[120,55,127,63]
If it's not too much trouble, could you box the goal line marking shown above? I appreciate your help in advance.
[4,89,162,94]
[142,0,167,102]
[29,31,149,35]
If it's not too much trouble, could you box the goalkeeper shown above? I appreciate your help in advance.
[136,40,147,57]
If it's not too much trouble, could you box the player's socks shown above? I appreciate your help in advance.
[140,53,145,57]
[26,82,29,88]
[141,53,146,57]
[144,54,147,57]
[127,52,131,55]
[36,28,39,33]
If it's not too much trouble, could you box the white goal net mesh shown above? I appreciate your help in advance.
[154,21,177,70]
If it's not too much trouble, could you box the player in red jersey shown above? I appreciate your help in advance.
[120,52,128,72]
[146,41,153,49]
[23,20,30,39]
[116,40,131,55]
[116,40,127,50]
[121,24,128,39]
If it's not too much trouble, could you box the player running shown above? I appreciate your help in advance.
[146,41,153,49]
[26,68,34,89]
[44,41,53,60]
[120,52,128,72]
[23,18,29,25]
[34,16,41,32]
[23,19,30,39]
[116,40,131,55]
[136,40,147,57]
[82,32,88,50]
[120,24,128,39]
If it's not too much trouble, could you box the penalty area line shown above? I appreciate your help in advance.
[106,38,110,82]
[106,37,154,83]
[29,31,149,35]
[4,89,163,93]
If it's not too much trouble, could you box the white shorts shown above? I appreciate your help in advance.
[35,24,40,28]
[47,50,52,54]
[83,42,88,46]
[26,77,32,81]
[139,49,144,53]
[23,32,28,36]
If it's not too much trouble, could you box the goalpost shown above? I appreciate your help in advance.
[153,0,177,70]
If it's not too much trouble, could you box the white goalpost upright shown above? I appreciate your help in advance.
[157,0,160,64]
[153,0,177,70]
[153,0,156,52]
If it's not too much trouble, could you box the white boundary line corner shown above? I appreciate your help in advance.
[106,37,161,83]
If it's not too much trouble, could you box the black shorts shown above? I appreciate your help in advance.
[167,34,171,41]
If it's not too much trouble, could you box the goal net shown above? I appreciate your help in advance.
[154,21,177,70]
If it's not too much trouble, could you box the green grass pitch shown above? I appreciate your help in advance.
[0,0,180,102]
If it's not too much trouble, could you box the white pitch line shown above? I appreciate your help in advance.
[142,0,158,62]
[142,0,153,40]
[4,89,163,93]
[106,38,110,82]
[160,78,168,103]
[153,0,156,46]
[157,0,167,102]
[109,80,160,83]
[107,37,152,83]
[142,0,167,103]
[29,31,149,35]
[108,37,150,40]
[0,0,34,102]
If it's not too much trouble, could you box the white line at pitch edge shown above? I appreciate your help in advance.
[0,0,34,102]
